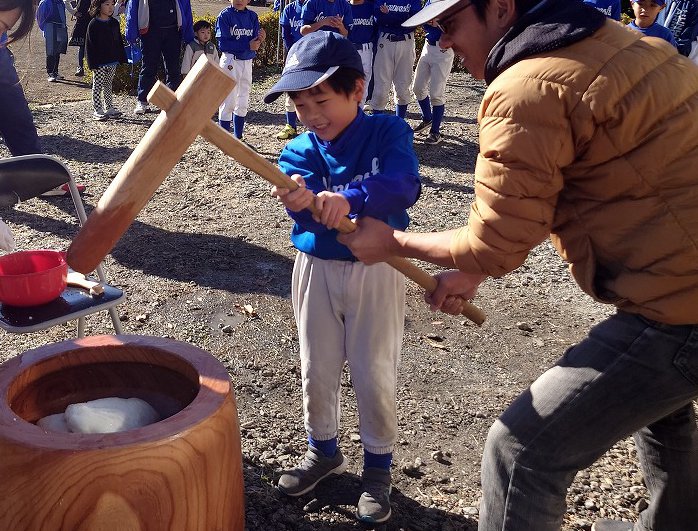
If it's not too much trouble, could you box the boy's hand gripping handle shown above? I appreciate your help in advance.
[149,85,487,326]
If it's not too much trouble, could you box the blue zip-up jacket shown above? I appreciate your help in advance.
[301,0,353,34]
[630,20,678,47]
[374,0,421,36]
[582,0,620,20]
[279,111,421,260]
[125,0,194,43]
[348,1,375,45]
[280,0,305,49]
[216,6,260,59]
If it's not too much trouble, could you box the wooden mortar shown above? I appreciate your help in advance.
[0,335,244,531]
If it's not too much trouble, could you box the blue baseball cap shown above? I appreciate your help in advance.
[263,32,364,104]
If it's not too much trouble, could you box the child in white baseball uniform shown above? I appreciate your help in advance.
[411,9,454,145]
[264,32,421,525]
[215,0,265,139]
[348,0,376,107]
[369,0,421,117]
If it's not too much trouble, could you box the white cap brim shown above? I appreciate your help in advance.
[402,0,462,27]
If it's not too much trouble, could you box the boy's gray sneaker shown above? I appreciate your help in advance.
[277,447,347,497]
[356,467,392,524]
[591,520,634,531]
[413,119,432,134]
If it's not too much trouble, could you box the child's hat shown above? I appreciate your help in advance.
[263,32,364,103]
[631,0,666,3]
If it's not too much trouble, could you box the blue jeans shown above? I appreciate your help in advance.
[137,26,181,103]
[0,47,41,155]
[480,311,698,531]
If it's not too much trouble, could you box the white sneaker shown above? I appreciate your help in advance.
[105,107,123,118]
[92,111,108,121]
[47,75,57,82]
[134,101,149,114]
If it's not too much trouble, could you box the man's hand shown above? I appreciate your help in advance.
[314,192,350,229]
[425,270,486,314]
[271,174,314,212]
[337,216,398,264]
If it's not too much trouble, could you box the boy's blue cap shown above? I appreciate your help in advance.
[263,32,364,104]
[631,0,665,4]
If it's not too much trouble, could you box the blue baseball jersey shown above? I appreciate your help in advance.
[583,0,621,20]
[280,0,305,49]
[348,1,376,45]
[279,111,421,260]
[422,22,442,43]
[630,20,679,47]
[374,0,421,35]
[215,6,261,59]
[301,0,353,34]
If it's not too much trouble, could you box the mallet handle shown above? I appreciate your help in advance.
[150,85,486,326]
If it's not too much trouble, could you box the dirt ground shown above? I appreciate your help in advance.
[0,8,659,531]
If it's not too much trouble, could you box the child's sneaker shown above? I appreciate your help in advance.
[424,132,442,145]
[412,119,432,134]
[47,75,57,82]
[105,108,123,118]
[41,183,87,197]
[92,111,108,121]
[277,447,347,497]
[356,468,392,524]
[276,124,297,140]
[75,67,85,77]
[134,101,149,114]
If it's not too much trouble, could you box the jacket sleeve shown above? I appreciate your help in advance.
[339,122,421,217]
[278,141,334,235]
[125,0,138,42]
[181,43,193,74]
[449,78,574,277]
[178,0,194,43]
[85,20,96,69]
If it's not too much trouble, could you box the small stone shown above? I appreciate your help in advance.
[135,313,148,323]
[349,432,361,443]
[221,325,233,334]
[517,321,533,332]
[635,498,649,512]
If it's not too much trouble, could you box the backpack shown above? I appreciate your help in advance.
[36,0,54,32]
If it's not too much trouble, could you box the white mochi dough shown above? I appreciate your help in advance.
[36,412,70,433]
[64,397,160,434]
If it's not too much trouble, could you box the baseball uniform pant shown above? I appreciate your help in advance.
[219,53,252,121]
[292,252,405,454]
[356,42,374,106]
[412,41,455,107]
[370,34,415,111]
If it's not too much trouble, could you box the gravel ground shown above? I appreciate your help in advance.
[0,47,661,530]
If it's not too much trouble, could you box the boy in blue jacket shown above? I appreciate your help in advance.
[264,31,421,525]
[630,0,678,47]
[216,0,266,140]
[125,0,194,114]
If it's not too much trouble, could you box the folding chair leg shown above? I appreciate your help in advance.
[108,306,123,334]
[77,317,86,338]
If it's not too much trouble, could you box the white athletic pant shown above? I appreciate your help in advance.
[284,93,295,113]
[369,34,416,111]
[292,252,405,454]
[356,42,374,106]
[219,53,252,121]
[412,41,455,107]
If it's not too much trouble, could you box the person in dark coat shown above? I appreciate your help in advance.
[69,0,91,76]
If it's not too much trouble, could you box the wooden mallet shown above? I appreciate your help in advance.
[66,56,235,275]
[148,82,487,326]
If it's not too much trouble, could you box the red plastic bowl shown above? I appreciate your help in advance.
[0,250,68,307]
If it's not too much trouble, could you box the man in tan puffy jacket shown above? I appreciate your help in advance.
[337,0,698,529]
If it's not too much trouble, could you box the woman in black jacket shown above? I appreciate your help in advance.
[68,0,90,75]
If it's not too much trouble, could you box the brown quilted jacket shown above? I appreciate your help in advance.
[450,20,698,324]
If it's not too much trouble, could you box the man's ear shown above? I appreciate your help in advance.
[492,0,518,29]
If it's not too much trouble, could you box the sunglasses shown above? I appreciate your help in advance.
[436,1,473,34]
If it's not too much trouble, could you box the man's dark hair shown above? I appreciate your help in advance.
[288,67,364,100]
[193,19,213,32]
[470,0,540,20]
